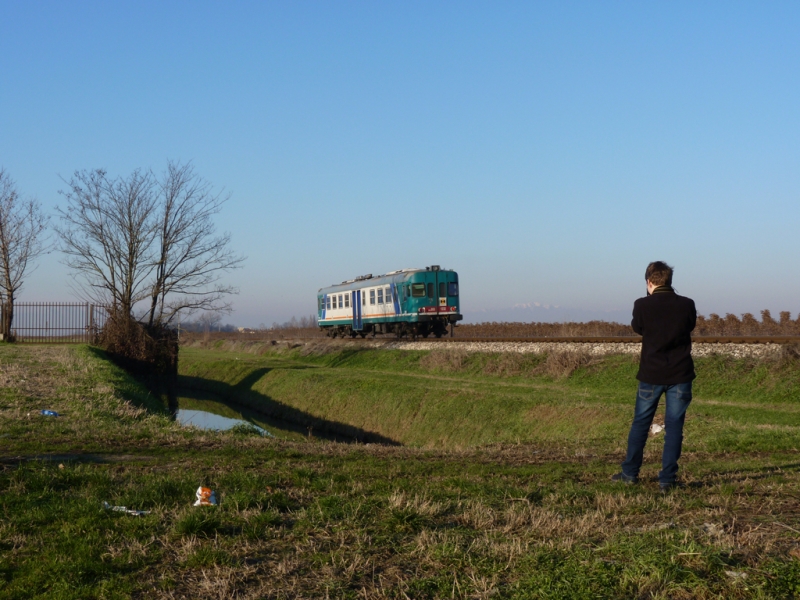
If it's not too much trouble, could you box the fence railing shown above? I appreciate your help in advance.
[1,302,111,343]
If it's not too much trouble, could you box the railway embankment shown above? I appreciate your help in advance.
[182,336,795,360]
[178,340,800,450]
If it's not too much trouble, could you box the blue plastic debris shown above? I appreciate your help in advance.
[40,410,59,417]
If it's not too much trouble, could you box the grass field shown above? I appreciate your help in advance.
[2,342,800,598]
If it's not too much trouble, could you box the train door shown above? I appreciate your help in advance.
[391,282,401,315]
[436,271,447,308]
[352,290,363,331]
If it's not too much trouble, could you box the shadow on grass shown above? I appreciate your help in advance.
[178,372,401,445]
[686,462,800,489]
[85,346,173,416]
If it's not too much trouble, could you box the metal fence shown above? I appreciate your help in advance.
[1,302,111,343]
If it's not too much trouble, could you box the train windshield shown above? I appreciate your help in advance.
[411,284,426,297]
[448,282,459,297]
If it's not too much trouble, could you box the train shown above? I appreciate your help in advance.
[317,266,462,338]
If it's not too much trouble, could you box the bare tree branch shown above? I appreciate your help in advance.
[55,169,158,315]
[146,161,244,326]
[0,168,50,338]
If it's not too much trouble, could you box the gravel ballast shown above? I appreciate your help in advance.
[386,340,785,359]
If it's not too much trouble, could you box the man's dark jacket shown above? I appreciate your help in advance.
[632,286,697,385]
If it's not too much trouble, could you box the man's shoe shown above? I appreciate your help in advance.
[611,472,638,485]
[659,481,683,493]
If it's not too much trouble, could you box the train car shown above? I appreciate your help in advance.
[318,266,462,338]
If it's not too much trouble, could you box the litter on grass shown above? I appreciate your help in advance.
[194,487,218,506]
[102,501,150,516]
[725,570,747,579]
[40,410,59,417]
[649,423,664,435]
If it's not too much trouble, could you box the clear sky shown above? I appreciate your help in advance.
[2,2,799,326]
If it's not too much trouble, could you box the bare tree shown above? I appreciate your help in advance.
[56,163,243,326]
[0,169,49,339]
[146,161,244,326]
[198,311,222,333]
[56,169,157,316]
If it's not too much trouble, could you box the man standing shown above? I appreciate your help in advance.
[613,261,697,491]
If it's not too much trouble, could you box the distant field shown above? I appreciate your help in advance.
[187,309,800,343]
[2,342,800,598]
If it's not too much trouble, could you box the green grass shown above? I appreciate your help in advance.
[177,344,800,453]
[2,342,800,598]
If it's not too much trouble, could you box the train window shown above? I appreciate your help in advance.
[448,282,458,296]
[333,295,338,309]
[385,287,391,304]
[427,283,434,298]
[439,282,446,298]
[338,294,343,308]
[326,296,331,310]
[369,289,376,305]
[377,288,383,304]
[411,284,425,297]
[345,294,350,308]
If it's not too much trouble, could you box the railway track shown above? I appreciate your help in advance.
[292,335,800,344]
[415,336,800,344]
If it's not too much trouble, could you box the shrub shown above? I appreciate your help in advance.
[98,310,179,410]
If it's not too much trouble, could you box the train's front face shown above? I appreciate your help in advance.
[405,268,460,323]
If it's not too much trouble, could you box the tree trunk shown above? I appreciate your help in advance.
[1,293,14,340]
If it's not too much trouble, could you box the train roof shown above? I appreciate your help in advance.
[318,266,456,293]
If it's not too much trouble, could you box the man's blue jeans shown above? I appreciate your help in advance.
[621,381,692,484]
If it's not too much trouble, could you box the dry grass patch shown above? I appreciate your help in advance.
[481,352,531,376]
[388,491,451,518]
[419,349,469,372]
[539,350,599,379]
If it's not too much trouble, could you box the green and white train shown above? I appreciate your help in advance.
[317,266,462,338]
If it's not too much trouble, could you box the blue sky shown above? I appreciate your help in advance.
[2,2,799,326]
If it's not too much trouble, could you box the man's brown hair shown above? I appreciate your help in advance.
[645,261,673,287]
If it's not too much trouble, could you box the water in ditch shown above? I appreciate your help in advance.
[175,389,353,442]
[175,408,274,436]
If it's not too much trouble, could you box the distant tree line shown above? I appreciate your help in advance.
[459,311,800,338]
[176,317,238,334]
[694,310,800,336]
[259,315,317,331]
